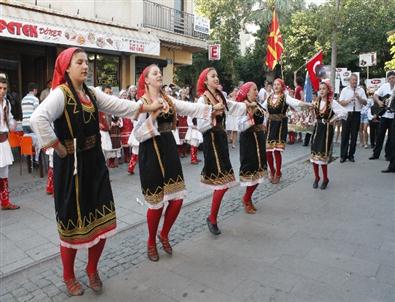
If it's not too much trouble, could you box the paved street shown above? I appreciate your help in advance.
[1,143,308,277]
[1,143,394,301]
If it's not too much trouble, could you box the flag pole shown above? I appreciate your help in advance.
[280,61,284,80]
[294,62,306,73]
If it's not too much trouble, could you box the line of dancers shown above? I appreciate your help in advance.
[28,47,347,296]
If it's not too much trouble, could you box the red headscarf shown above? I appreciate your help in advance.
[274,78,286,93]
[320,80,334,100]
[51,47,80,90]
[196,67,212,96]
[236,82,255,102]
[137,66,152,99]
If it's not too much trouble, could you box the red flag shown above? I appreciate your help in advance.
[306,50,323,91]
[266,10,283,70]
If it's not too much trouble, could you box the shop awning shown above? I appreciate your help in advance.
[0,4,160,56]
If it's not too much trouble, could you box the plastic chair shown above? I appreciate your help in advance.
[20,136,34,174]
[8,131,22,174]
[8,131,21,148]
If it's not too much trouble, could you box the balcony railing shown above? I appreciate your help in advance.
[143,0,209,40]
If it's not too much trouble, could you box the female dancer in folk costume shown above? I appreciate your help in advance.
[236,82,267,214]
[30,47,162,296]
[127,85,140,174]
[226,87,240,149]
[119,89,134,163]
[133,64,223,262]
[196,67,256,235]
[310,81,347,189]
[127,119,140,174]
[0,76,20,210]
[262,78,311,184]
[185,115,203,164]
[46,148,54,194]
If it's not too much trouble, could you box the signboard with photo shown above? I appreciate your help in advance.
[359,52,377,67]
[194,15,210,34]
[0,16,160,56]
[365,78,386,94]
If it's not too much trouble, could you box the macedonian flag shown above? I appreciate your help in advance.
[266,10,283,70]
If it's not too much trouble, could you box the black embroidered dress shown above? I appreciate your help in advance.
[239,106,267,186]
[31,85,143,248]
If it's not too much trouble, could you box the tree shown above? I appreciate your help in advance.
[176,0,255,92]
[385,33,395,70]
[282,0,395,79]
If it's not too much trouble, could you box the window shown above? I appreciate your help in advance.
[87,53,120,94]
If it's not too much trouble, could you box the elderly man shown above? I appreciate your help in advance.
[338,74,367,162]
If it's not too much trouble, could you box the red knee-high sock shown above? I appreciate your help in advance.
[274,151,282,177]
[147,207,163,246]
[321,164,328,182]
[87,239,106,275]
[313,163,320,181]
[160,199,183,239]
[209,189,228,224]
[243,184,258,204]
[60,245,77,281]
[266,151,275,177]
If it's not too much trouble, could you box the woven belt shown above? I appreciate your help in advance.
[247,125,264,132]
[268,114,286,121]
[0,132,8,143]
[212,124,225,132]
[158,122,173,133]
[63,134,97,154]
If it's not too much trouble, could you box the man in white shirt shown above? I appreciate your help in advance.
[258,80,273,104]
[338,74,367,162]
[369,71,395,161]
[39,80,52,103]
[21,82,39,133]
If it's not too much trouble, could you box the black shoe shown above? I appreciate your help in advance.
[348,156,355,162]
[320,180,329,190]
[369,156,379,160]
[381,169,395,173]
[340,158,347,163]
[313,179,319,189]
[206,217,221,235]
[385,156,390,161]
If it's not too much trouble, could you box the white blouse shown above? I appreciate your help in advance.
[238,108,267,132]
[30,86,143,148]
[196,96,247,133]
[262,94,304,112]
[0,98,16,133]
[134,96,212,143]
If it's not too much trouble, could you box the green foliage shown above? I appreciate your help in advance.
[283,0,395,78]
[385,34,395,70]
[176,0,395,92]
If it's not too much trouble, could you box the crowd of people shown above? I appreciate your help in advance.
[0,46,394,297]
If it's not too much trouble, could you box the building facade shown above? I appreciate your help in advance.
[0,0,208,117]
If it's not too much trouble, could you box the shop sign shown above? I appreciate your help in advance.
[208,44,220,61]
[0,17,160,56]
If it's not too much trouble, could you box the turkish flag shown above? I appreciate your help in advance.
[306,50,323,91]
